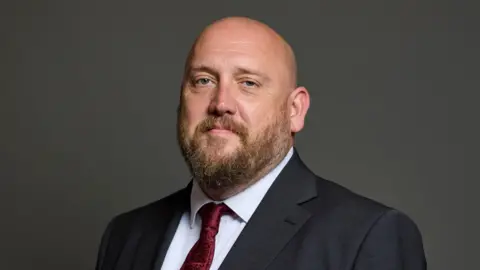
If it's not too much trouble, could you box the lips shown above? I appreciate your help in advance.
[208,124,230,131]
[208,127,233,133]
[207,124,235,134]
[198,118,242,136]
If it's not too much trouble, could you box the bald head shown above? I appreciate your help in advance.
[177,17,310,199]
[185,16,297,89]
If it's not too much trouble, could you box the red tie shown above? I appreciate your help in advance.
[180,202,232,270]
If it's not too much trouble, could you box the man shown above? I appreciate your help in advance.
[95,17,427,270]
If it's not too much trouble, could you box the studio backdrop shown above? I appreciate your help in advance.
[1,1,476,270]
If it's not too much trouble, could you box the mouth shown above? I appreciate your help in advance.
[207,125,235,135]
[208,128,234,134]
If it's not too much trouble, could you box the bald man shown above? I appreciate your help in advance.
[95,17,426,270]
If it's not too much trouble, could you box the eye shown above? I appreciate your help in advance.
[241,80,258,87]
[195,78,212,86]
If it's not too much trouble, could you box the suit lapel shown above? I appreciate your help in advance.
[151,206,185,270]
[126,184,191,270]
[219,150,317,270]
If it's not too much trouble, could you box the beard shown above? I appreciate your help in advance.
[177,101,292,194]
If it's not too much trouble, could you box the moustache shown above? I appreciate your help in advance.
[197,116,247,136]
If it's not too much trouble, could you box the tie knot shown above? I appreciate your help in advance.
[181,203,232,270]
[199,202,233,231]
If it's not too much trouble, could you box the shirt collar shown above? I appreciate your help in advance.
[189,147,294,228]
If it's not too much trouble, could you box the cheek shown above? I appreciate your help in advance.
[184,113,202,135]
[238,98,280,124]
[236,100,264,126]
[182,101,207,135]
[243,108,288,138]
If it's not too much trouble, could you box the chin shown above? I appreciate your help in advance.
[202,139,240,157]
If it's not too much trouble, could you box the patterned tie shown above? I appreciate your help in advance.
[180,202,232,270]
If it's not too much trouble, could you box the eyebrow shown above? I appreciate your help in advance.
[233,67,271,82]
[188,65,219,77]
[188,65,271,82]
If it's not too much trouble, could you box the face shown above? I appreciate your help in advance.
[177,24,296,193]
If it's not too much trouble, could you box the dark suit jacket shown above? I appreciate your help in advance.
[95,149,427,270]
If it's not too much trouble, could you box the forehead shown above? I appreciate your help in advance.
[189,28,285,75]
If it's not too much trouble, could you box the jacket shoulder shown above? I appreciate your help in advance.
[309,175,402,227]
[315,176,391,213]
[307,175,421,237]
[95,187,188,270]
[110,187,187,228]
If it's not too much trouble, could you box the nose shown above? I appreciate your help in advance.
[208,84,237,116]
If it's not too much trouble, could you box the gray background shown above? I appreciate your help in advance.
[1,1,478,270]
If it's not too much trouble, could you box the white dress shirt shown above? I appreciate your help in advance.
[160,147,294,270]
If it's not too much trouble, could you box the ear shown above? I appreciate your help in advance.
[289,86,310,133]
